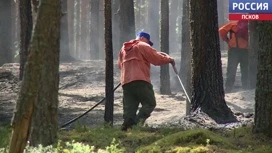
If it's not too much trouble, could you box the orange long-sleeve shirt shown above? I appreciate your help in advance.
[219,21,248,49]
[118,40,172,86]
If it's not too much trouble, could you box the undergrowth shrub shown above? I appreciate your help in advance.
[58,140,94,153]
[0,148,8,153]
[0,138,124,153]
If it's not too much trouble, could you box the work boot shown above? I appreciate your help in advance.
[121,123,130,131]
[136,118,147,127]
[121,119,136,131]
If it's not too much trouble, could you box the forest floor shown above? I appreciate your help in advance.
[0,50,255,130]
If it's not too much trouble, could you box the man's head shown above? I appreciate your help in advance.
[136,31,153,46]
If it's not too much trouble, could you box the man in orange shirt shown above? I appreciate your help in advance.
[118,31,175,131]
[219,20,249,93]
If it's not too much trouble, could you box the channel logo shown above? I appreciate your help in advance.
[229,0,272,20]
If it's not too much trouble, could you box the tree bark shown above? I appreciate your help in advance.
[147,0,160,50]
[217,0,225,51]
[189,0,237,123]
[160,0,171,95]
[73,0,78,57]
[248,21,258,89]
[104,0,114,125]
[29,0,61,146]
[98,0,105,59]
[90,0,100,59]
[19,0,33,80]
[67,0,75,57]
[74,0,81,58]
[31,0,39,27]
[112,0,121,59]
[80,0,89,59]
[0,0,12,66]
[60,0,75,62]
[135,0,147,32]
[253,21,272,137]
[9,0,61,151]
[179,0,191,115]
[119,0,135,43]
[11,0,20,62]
[169,0,179,53]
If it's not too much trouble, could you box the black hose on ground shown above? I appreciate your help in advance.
[60,83,121,129]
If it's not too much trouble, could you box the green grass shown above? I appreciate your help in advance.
[0,125,11,148]
[1,125,272,153]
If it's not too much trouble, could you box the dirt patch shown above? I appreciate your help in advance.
[0,52,254,130]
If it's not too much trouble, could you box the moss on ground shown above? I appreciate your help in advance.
[59,126,272,153]
[1,125,272,153]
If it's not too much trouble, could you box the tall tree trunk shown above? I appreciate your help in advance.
[135,0,147,32]
[60,0,74,62]
[119,0,135,43]
[176,0,183,55]
[169,0,179,53]
[223,0,228,23]
[11,1,20,62]
[147,0,160,50]
[74,0,81,58]
[217,0,225,51]
[9,0,61,151]
[179,0,191,115]
[67,0,75,57]
[90,0,100,59]
[73,0,78,57]
[98,0,105,59]
[104,0,114,125]
[31,0,39,27]
[160,0,171,95]
[253,21,272,137]
[222,0,228,50]
[28,0,61,146]
[77,0,82,59]
[248,21,258,89]
[112,0,121,59]
[189,0,237,123]
[19,0,33,80]
[134,0,140,32]
[0,0,12,66]
[80,0,89,59]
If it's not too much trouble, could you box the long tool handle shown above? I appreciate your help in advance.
[171,64,191,103]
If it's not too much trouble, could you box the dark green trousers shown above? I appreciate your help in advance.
[225,48,249,91]
[122,80,156,126]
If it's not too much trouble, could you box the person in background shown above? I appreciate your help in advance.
[219,20,249,93]
[118,31,175,131]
